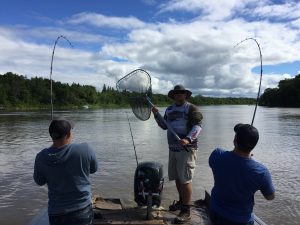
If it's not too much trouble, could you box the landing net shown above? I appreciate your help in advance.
[116,69,152,121]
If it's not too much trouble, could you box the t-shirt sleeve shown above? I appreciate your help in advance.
[88,145,98,174]
[260,168,275,197]
[209,149,218,168]
[188,104,203,126]
[33,153,46,186]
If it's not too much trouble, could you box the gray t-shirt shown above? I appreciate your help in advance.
[33,143,98,215]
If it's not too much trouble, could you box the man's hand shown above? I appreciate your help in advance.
[179,138,190,146]
[152,106,158,114]
[264,193,275,200]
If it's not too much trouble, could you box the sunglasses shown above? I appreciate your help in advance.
[174,91,187,95]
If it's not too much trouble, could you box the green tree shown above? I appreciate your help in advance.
[259,74,300,107]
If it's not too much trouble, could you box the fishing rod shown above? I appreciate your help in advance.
[126,112,139,167]
[234,38,263,126]
[50,35,73,120]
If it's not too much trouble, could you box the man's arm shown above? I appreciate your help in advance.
[260,169,275,201]
[152,106,168,130]
[33,155,46,186]
[89,145,98,174]
[188,104,203,126]
[208,149,218,168]
[186,104,203,142]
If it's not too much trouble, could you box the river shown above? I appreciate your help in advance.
[0,105,299,225]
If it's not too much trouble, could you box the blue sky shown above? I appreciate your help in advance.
[0,0,299,97]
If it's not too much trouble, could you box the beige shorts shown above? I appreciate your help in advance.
[168,148,197,184]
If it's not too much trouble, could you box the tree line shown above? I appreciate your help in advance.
[0,72,256,110]
[259,74,300,107]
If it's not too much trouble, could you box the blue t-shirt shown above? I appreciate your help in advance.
[34,143,98,215]
[209,148,275,223]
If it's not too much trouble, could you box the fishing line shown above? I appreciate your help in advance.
[116,69,190,151]
[125,112,170,188]
[234,38,263,126]
[50,35,73,120]
[126,112,139,166]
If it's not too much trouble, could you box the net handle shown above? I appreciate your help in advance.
[146,95,190,151]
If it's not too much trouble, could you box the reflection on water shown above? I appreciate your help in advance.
[0,106,299,225]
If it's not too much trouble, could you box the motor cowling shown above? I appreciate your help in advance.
[134,161,164,207]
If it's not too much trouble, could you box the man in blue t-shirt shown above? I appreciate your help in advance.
[34,118,98,225]
[209,123,275,225]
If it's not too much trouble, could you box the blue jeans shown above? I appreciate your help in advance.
[49,204,94,225]
[210,210,254,225]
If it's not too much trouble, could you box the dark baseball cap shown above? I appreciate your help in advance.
[49,117,74,140]
[234,123,259,151]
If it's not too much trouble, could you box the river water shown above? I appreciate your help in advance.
[0,105,299,225]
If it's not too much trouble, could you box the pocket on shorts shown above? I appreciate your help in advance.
[185,158,196,181]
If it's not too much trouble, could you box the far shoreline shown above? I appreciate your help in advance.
[0,103,261,113]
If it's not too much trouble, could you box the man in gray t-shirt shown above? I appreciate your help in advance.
[152,84,203,224]
[34,118,98,225]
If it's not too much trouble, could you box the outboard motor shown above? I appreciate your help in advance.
[134,161,164,219]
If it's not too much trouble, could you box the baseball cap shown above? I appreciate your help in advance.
[234,123,259,151]
[49,117,74,140]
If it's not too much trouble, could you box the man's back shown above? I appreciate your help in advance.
[209,148,274,223]
[34,143,98,215]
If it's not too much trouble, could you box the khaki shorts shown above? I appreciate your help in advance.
[168,148,197,184]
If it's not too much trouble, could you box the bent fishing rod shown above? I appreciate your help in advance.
[234,38,263,126]
[50,35,73,120]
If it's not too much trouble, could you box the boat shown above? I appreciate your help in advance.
[27,190,267,225]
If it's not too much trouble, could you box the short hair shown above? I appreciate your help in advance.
[49,118,74,140]
[234,123,259,152]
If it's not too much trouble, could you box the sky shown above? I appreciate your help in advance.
[0,0,299,97]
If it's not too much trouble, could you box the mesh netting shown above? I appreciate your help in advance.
[116,69,152,121]
[116,69,151,94]
[128,97,151,121]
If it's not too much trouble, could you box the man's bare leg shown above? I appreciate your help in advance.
[180,182,192,205]
[175,179,182,201]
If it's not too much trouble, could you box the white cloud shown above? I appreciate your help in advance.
[247,1,300,20]
[159,0,300,22]
[0,27,122,91]
[159,0,261,20]
[291,18,300,28]
[26,27,111,44]
[1,1,300,97]
[66,12,146,29]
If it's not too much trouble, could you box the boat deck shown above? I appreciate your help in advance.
[93,196,211,225]
[28,191,266,225]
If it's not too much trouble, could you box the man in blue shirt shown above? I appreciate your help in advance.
[34,118,98,225]
[209,123,275,225]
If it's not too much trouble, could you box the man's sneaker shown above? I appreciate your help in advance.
[173,205,191,224]
[169,200,181,211]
